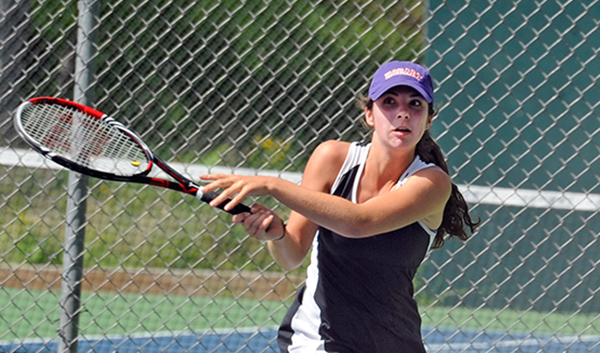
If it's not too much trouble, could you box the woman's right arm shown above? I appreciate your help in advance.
[266,140,349,270]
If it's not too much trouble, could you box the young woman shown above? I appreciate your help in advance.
[200,61,479,352]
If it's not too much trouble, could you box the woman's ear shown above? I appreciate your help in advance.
[425,111,434,130]
[426,103,437,130]
[365,107,375,127]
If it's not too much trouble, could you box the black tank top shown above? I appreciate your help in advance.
[279,142,435,353]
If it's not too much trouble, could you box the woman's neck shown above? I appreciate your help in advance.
[357,142,416,202]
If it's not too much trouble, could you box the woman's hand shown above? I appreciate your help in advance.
[232,204,286,242]
[200,174,285,240]
[200,174,274,212]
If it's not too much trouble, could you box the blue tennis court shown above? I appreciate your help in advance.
[2,327,599,353]
[423,327,600,353]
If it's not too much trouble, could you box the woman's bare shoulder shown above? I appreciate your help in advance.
[311,140,352,164]
[303,140,352,191]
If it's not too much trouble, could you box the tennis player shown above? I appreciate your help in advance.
[201,61,479,352]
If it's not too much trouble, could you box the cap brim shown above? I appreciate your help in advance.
[370,77,433,103]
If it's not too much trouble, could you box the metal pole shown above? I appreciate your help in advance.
[58,0,97,352]
[0,0,32,140]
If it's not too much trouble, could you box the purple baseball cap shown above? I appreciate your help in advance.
[368,61,434,103]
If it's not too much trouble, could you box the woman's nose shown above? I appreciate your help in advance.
[397,104,409,119]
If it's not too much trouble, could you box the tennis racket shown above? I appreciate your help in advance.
[14,97,251,215]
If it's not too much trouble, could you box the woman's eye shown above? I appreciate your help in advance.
[410,99,422,107]
[383,97,396,105]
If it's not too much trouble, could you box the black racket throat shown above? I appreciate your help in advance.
[151,155,251,214]
[50,154,250,215]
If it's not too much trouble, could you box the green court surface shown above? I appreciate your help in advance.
[2,287,599,342]
[0,287,286,341]
[422,304,600,337]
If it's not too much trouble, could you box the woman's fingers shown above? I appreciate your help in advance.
[231,212,251,224]
[199,175,245,209]
[234,205,284,241]
[201,175,283,240]
[199,174,272,212]
[199,174,236,194]
[223,183,251,211]
[239,211,268,238]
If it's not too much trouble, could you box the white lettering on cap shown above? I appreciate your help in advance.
[384,68,422,81]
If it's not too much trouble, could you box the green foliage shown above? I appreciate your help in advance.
[7,0,427,272]
[200,135,298,170]
[23,0,426,154]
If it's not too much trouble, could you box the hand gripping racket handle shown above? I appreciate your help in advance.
[151,156,252,215]
[198,190,251,215]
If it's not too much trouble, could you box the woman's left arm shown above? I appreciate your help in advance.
[200,167,451,238]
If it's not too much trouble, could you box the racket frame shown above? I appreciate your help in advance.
[14,97,251,215]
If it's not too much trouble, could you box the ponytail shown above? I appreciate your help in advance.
[416,129,480,248]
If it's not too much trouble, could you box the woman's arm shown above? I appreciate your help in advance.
[201,142,451,238]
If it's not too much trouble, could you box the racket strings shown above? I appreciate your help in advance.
[20,104,150,176]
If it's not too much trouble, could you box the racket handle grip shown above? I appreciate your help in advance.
[199,190,252,215]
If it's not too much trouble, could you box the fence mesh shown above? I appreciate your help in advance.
[1,0,599,352]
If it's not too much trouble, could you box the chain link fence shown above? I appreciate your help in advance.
[1,0,599,352]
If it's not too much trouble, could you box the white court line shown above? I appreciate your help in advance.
[2,147,599,211]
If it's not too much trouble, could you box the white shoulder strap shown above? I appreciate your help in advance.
[330,142,370,196]
[395,155,436,188]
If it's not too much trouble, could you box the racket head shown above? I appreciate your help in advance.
[14,97,153,180]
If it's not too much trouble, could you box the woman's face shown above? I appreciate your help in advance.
[366,86,432,151]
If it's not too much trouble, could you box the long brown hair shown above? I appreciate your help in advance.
[358,95,480,248]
